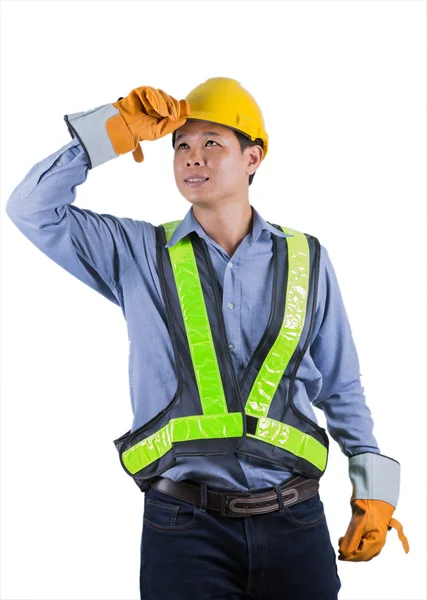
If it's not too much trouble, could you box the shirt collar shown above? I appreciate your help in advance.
[164,205,292,249]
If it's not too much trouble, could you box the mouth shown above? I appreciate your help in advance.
[184,177,209,188]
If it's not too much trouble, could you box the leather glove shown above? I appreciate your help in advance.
[338,498,409,561]
[106,86,190,163]
[338,452,409,562]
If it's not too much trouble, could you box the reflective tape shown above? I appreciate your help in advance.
[164,221,228,416]
[245,227,310,417]
[122,413,244,474]
[248,416,327,471]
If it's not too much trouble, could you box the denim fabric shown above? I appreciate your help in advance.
[140,479,341,599]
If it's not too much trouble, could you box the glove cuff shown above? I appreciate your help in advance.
[348,452,400,508]
[63,103,121,169]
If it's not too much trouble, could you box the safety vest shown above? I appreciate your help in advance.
[113,221,329,492]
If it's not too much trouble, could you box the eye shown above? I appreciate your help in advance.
[177,140,218,149]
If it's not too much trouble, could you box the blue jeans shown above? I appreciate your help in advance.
[140,484,342,599]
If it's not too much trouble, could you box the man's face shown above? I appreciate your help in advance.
[173,119,262,207]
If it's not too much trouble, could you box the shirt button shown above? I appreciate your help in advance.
[228,343,235,350]
[228,262,233,269]
[227,302,235,310]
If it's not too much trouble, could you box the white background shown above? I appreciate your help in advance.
[1,1,426,599]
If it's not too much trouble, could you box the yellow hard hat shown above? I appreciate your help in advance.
[183,77,269,160]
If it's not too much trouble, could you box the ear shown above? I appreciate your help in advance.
[246,145,264,176]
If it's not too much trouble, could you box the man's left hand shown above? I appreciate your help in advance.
[338,498,410,562]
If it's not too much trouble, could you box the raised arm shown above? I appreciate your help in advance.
[5,85,190,305]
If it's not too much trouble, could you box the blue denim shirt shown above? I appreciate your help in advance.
[5,136,381,491]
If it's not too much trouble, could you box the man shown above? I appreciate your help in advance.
[6,77,409,599]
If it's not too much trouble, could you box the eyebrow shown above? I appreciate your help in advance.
[174,131,223,143]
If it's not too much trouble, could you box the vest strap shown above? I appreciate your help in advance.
[163,221,228,416]
[122,412,243,474]
[247,415,327,471]
[244,227,310,418]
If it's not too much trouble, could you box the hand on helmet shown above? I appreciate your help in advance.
[106,86,190,163]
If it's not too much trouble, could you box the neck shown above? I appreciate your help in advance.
[192,202,253,258]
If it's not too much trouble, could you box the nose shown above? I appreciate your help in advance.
[186,148,206,167]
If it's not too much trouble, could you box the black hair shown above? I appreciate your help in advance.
[172,127,264,186]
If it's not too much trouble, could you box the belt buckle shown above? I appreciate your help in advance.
[221,491,253,518]
[220,486,301,517]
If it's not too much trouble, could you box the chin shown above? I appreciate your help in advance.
[186,196,216,208]
[178,187,212,202]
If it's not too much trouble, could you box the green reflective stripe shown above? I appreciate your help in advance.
[123,423,171,475]
[173,412,243,441]
[163,220,182,244]
[248,416,327,471]
[245,227,310,418]
[122,413,243,474]
[163,221,228,416]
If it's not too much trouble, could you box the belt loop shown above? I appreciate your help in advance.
[274,485,285,512]
[200,484,208,512]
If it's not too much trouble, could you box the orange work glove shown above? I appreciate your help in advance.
[339,452,410,562]
[105,86,191,163]
[338,498,409,562]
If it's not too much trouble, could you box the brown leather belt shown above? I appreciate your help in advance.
[149,474,320,518]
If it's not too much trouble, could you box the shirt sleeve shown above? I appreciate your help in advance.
[5,138,143,306]
[309,244,381,458]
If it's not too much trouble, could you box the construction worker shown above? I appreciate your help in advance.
[6,78,409,600]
